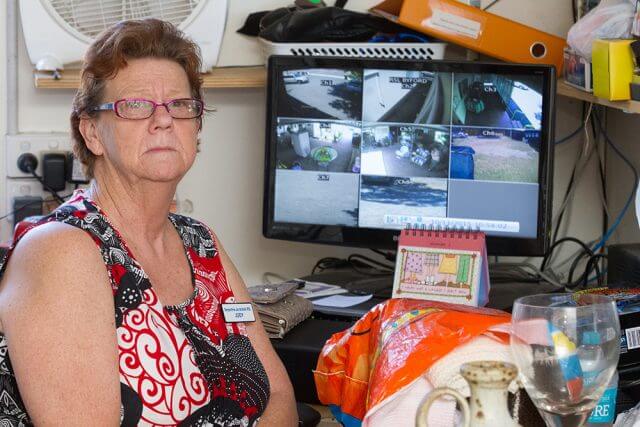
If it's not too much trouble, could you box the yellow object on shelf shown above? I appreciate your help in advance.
[592,39,634,101]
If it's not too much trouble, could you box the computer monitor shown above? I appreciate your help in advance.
[263,56,555,256]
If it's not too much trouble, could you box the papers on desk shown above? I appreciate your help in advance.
[295,281,348,299]
[294,280,373,311]
[312,294,373,308]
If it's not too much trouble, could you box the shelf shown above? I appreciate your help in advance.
[32,69,640,114]
[34,65,267,89]
[557,78,640,114]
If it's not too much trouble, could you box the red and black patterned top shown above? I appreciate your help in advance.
[0,191,270,426]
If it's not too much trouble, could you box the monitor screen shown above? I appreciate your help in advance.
[263,56,555,255]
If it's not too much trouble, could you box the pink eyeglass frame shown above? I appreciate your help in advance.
[90,98,204,119]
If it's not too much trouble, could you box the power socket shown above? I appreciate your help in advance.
[2,177,86,241]
[13,196,44,226]
[5,180,47,222]
[5,178,76,221]
[6,133,72,178]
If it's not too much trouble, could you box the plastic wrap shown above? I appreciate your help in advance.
[313,298,510,424]
[614,401,640,426]
[567,0,634,61]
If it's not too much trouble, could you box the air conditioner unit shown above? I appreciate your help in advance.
[19,0,228,73]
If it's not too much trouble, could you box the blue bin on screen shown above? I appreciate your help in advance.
[451,146,475,180]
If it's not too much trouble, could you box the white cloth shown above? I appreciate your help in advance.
[427,335,518,397]
[363,375,457,427]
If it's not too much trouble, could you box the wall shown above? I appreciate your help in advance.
[1,1,614,285]
[0,3,6,240]
[604,110,640,245]
[0,3,4,135]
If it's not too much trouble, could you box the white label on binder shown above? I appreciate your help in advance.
[221,303,256,323]
[423,10,481,39]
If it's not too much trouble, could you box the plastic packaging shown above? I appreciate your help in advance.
[313,298,511,424]
[567,0,635,61]
[615,401,640,426]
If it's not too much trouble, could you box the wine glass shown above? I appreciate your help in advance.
[510,293,620,427]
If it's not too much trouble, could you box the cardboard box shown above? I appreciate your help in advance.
[592,39,634,101]
[563,47,592,92]
[371,0,567,71]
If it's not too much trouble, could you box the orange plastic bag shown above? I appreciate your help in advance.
[313,298,510,423]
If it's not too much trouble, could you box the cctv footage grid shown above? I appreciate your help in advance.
[273,68,544,238]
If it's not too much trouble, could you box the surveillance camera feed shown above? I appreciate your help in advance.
[272,67,545,238]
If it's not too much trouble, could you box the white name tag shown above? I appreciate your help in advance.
[221,303,256,323]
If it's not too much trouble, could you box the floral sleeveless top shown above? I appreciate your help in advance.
[0,191,270,426]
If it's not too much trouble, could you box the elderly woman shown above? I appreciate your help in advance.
[0,19,296,426]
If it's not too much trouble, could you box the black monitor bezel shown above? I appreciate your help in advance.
[263,55,555,256]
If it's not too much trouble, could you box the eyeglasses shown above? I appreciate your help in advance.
[90,98,204,120]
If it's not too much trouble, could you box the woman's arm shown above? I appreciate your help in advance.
[215,240,297,427]
[0,222,121,426]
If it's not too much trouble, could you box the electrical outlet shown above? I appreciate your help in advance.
[6,133,72,178]
[2,179,44,241]
[4,178,76,222]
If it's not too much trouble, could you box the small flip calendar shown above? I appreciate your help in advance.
[392,228,490,307]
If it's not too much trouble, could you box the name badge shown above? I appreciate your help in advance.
[221,303,256,323]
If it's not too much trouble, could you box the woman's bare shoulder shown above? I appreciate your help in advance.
[0,222,120,424]
[4,221,105,275]
[0,221,112,324]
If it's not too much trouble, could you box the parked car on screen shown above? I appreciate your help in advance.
[283,71,309,84]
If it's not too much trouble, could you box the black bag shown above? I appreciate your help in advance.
[259,7,409,42]
[238,5,414,43]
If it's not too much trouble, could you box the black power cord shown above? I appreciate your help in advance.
[591,111,608,254]
[592,109,639,251]
[567,251,604,289]
[540,237,594,273]
[555,123,585,145]
[582,253,607,288]
[347,253,394,274]
[540,234,605,290]
[539,236,603,289]
[0,193,73,223]
[552,162,579,244]
[16,153,65,204]
[311,252,394,276]
[552,103,591,245]
[31,172,65,204]
[483,0,502,10]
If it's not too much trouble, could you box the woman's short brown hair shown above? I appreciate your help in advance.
[70,18,204,179]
